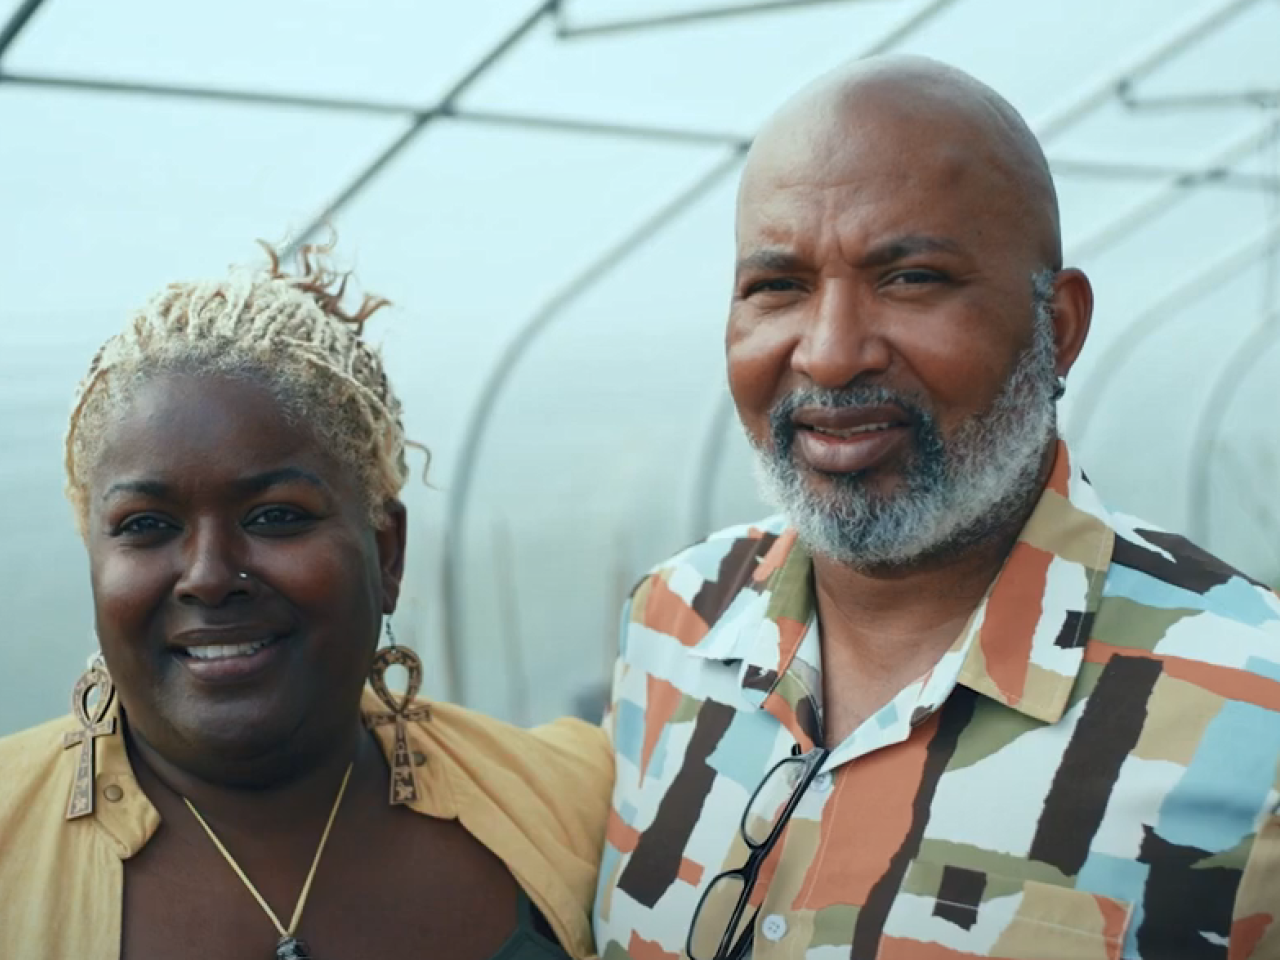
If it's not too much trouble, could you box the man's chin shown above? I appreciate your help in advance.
[798,465,907,507]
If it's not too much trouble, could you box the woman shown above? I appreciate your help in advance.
[0,245,613,959]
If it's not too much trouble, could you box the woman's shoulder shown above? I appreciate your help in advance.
[0,714,81,859]
[0,715,119,957]
[0,713,78,803]
[425,701,612,777]
[412,703,614,960]
[413,701,613,852]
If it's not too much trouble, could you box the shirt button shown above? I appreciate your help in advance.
[812,771,832,792]
[761,914,788,942]
[412,750,428,767]
[103,784,124,802]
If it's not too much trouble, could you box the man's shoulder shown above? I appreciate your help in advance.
[1097,509,1280,672]
[634,519,783,578]
[632,514,789,595]
[624,514,790,638]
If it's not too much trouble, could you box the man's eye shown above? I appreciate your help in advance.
[886,269,946,286]
[745,278,803,296]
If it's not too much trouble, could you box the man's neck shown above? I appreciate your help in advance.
[813,523,1016,657]
[812,450,1053,743]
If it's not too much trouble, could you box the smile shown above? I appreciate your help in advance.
[794,421,910,474]
[183,637,278,661]
[807,423,898,439]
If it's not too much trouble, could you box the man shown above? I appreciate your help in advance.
[594,56,1280,959]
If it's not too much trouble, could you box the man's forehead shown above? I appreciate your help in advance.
[735,148,992,255]
[737,58,1060,266]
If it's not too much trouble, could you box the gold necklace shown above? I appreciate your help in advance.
[183,761,354,960]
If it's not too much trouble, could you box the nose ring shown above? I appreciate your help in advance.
[237,572,250,581]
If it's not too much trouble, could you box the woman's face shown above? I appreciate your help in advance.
[84,372,406,781]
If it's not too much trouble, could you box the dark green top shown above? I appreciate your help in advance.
[491,892,573,960]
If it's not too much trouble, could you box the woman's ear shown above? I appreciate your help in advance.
[376,499,408,615]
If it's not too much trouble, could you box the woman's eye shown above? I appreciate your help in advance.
[115,515,174,537]
[246,507,310,529]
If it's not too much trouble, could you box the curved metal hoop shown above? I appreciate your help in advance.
[1186,311,1280,543]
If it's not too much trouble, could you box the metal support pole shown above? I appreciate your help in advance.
[557,0,878,39]
[1186,310,1280,544]
[1119,86,1280,112]
[0,71,422,115]
[439,147,746,704]
[447,107,748,147]
[1032,0,1262,140]
[1067,220,1280,442]
[686,389,738,541]
[0,0,45,60]
[1070,119,1280,262]
[1050,157,1278,192]
[284,1,557,257]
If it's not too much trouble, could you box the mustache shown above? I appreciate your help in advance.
[768,385,932,450]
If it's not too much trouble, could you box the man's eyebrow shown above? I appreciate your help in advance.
[857,235,965,267]
[735,248,807,278]
[736,236,965,277]
[101,468,328,503]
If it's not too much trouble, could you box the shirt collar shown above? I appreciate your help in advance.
[692,440,1116,726]
[81,688,459,859]
[952,441,1115,722]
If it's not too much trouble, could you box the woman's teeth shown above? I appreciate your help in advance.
[186,638,274,661]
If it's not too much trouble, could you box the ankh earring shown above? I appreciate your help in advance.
[365,622,430,806]
[64,653,117,820]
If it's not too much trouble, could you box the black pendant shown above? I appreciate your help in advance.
[276,936,311,960]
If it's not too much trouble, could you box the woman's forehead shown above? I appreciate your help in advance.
[91,372,345,496]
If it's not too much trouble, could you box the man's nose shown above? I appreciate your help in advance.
[790,280,891,389]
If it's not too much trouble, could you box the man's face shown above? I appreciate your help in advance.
[727,103,1061,566]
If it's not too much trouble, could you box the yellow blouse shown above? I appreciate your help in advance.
[0,690,613,959]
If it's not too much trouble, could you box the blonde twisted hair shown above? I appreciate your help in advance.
[65,241,412,534]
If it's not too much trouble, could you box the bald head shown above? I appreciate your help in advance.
[742,55,1062,269]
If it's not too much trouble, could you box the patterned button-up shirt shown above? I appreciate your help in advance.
[594,443,1280,959]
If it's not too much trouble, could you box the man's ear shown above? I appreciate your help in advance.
[1050,267,1094,377]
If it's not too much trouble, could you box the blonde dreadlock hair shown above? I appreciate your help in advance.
[65,241,410,535]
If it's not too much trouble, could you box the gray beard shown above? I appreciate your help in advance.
[749,310,1059,569]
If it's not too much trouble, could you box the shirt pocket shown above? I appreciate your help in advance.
[877,859,1133,960]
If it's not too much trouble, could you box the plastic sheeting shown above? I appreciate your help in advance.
[2,0,1278,733]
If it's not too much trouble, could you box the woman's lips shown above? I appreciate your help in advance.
[174,634,288,684]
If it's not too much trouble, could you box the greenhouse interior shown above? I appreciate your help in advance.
[2,0,1279,735]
